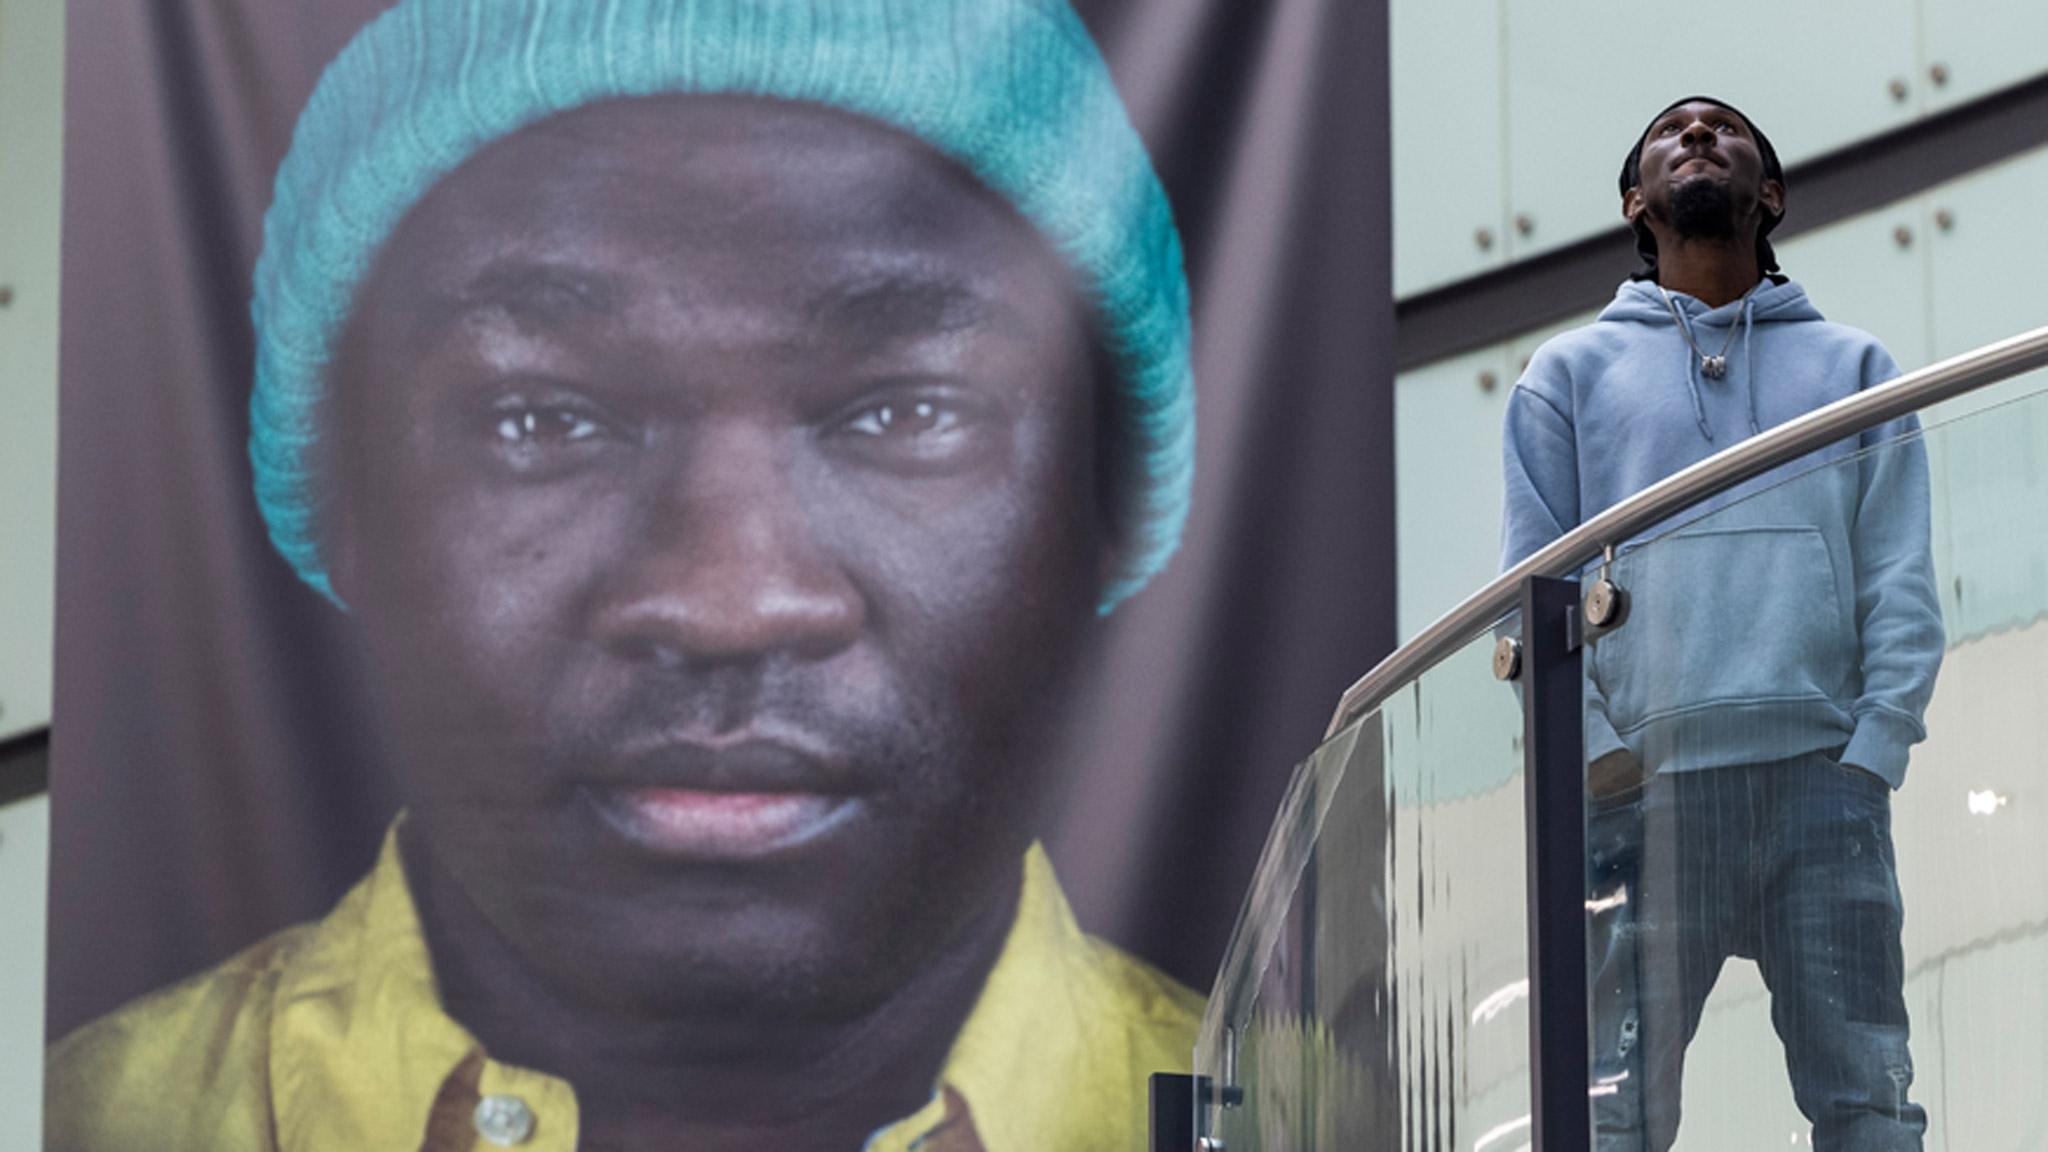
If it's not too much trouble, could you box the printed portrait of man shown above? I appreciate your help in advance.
[46,2,1203,1149]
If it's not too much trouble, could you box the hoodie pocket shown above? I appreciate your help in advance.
[1589,524,1853,734]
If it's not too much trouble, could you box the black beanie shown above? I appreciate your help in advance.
[1619,96,1786,282]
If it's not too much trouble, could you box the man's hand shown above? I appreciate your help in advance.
[1588,749,1646,801]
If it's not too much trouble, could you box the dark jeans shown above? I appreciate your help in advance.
[1586,753,1924,1152]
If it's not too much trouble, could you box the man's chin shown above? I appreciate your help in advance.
[410,798,1032,1031]
[1667,176,1740,241]
[526,901,928,1026]
[498,838,1020,1026]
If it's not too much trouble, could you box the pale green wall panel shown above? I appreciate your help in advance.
[0,796,47,1150]
[1394,346,1512,640]
[1926,146,2048,363]
[0,0,62,1141]
[1502,0,1920,264]
[0,0,63,743]
[1922,0,2048,113]
[1393,314,1590,644]
[1391,0,1506,297]
[1921,146,2048,644]
[1389,0,2048,299]
[1774,200,1932,373]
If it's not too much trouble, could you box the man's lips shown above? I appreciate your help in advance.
[1673,153,1724,173]
[583,734,866,859]
[591,787,860,860]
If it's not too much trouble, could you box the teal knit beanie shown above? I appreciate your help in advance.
[250,0,1194,614]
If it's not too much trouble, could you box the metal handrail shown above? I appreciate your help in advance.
[1327,323,2048,738]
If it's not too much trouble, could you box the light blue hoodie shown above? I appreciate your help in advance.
[1501,277,1944,787]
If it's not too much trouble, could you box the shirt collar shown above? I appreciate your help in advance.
[920,844,1138,1152]
[270,821,580,1151]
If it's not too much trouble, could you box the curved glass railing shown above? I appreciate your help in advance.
[1185,325,2048,1150]
[1193,615,1530,1149]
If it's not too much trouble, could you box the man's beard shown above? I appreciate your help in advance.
[1666,176,1737,241]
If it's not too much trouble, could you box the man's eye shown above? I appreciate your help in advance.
[844,399,959,440]
[831,392,996,471]
[493,405,605,446]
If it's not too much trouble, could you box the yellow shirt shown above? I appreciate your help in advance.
[47,827,1201,1152]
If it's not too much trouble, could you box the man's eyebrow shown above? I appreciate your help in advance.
[413,261,621,338]
[1656,107,1742,133]
[808,269,1032,342]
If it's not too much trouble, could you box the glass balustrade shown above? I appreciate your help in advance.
[1583,374,2048,1151]
[1193,616,1531,1149]
[1187,362,2048,1152]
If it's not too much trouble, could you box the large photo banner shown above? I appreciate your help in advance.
[47,1,1392,1147]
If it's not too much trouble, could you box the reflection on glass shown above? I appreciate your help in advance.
[1193,620,1528,1148]
[1189,379,2048,1151]
[1581,381,2048,1151]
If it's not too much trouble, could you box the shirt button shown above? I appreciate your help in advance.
[473,1095,537,1147]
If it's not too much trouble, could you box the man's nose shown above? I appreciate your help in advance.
[594,425,864,666]
[1679,119,1715,149]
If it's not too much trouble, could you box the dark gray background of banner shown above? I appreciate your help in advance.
[48,0,1392,1036]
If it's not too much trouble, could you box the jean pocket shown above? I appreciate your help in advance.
[1822,752,1889,795]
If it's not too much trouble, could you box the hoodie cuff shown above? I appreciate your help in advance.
[1585,710,1629,765]
[1843,711,1919,790]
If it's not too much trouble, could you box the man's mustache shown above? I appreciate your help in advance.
[555,662,939,789]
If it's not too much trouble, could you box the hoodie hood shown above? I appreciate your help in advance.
[1599,277,1824,441]
[1598,277,1821,325]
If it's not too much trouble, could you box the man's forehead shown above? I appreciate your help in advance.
[391,251,1038,347]
[361,98,1071,346]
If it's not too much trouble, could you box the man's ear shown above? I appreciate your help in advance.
[1622,187,1645,226]
[1759,177,1786,221]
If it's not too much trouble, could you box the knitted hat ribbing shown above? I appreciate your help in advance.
[251,0,1194,614]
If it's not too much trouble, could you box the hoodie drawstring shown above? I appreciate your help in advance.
[1741,296,1761,436]
[1670,305,1716,441]
[1665,290,1760,442]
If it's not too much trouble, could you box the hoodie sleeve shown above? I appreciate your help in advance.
[1841,345,1946,786]
[1501,371,1629,763]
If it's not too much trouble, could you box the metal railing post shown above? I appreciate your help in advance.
[1149,1072,1195,1152]
[1521,575,1590,1152]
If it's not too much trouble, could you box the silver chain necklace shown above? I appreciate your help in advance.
[1657,283,1753,379]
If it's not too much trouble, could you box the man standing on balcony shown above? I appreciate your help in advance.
[1498,97,1944,1151]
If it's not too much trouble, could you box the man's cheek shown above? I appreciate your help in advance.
[404,491,616,644]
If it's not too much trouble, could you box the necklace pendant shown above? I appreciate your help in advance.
[1701,354,1728,380]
